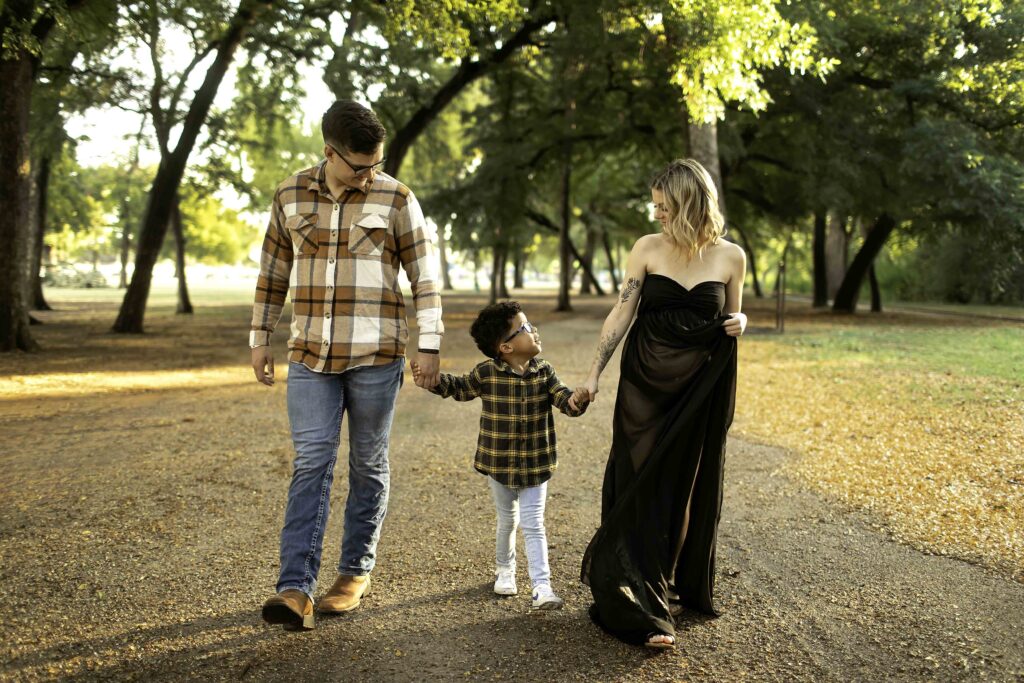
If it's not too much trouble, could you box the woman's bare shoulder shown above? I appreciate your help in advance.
[633,232,664,249]
[712,238,746,262]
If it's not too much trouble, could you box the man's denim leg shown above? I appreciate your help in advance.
[277,362,344,597]
[338,358,404,576]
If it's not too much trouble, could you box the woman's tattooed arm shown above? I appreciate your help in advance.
[620,277,640,304]
[593,331,619,374]
[592,277,642,375]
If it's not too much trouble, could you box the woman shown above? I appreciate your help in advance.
[577,159,746,649]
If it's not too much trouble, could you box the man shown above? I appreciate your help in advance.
[251,100,443,631]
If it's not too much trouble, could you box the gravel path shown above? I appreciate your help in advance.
[2,296,1022,681]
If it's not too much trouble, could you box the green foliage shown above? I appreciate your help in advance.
[723,0,1024,303]
[658,0,838,122]
[172,187,258,265]
[379,0,524,61]
[31,0,1020,304]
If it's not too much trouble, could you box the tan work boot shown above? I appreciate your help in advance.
[261,589,314,631]
[317,574,371,614]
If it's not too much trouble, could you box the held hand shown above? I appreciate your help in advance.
[578,376,599,403]
[723,312,747,337]
[569,389,591,412]
[414,352,440,389]
[251,346,275,386]
[570,387,589,410]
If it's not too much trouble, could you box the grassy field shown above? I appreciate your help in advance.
[13,285,1024,581]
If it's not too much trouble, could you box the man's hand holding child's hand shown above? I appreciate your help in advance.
[568,387,590,412]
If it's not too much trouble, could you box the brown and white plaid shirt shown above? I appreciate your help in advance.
[250,161,443,373]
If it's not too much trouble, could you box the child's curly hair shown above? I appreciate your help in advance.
[470,301,521,359]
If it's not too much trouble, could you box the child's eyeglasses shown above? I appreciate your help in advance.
[503,321,537,343]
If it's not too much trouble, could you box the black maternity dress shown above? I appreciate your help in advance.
[581,274,738,644]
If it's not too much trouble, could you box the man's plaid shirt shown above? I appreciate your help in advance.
[431,357,587,488]
[250,161,443,373]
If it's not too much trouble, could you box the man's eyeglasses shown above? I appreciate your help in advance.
[327,144,387,176]
[503,321,537,343]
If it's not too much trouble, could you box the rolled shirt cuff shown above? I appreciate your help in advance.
[416,333,442,352]
[249,330,272,348]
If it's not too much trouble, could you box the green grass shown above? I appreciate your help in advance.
[45,284,258,309]
[768,326,1024,385]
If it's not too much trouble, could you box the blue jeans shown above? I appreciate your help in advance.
[277,359,404,597]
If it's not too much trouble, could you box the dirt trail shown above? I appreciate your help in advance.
[1,294,1022,681]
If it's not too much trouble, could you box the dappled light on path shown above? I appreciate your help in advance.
[0,367,255,401]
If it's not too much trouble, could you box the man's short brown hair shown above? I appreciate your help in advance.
[321,101,386,155]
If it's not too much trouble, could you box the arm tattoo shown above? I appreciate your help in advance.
[594,331,619,374]
[619,277,640,304]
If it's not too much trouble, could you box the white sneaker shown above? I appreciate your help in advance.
[531,583,564,610]
[494,567,517,596]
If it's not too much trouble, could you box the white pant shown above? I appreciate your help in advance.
[488,478,551,587]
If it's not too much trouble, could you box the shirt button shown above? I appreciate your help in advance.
[325,313,331,319]
[322,340,328,346]
[328,258,335,264]
[331,230,338,237]
[333,205,339,212]
[327,284,333,290]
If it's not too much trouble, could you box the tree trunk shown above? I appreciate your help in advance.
[557,140,573,312]
[826,212,849,300]
[526,210,604,296]
[579,225,597,295]
[601,226,618,292]
[438,223,453,291]
[114,0,269,333]
[513,251,524,289]
[472,248,481,293]
[774,238,792,295]
[489,244,501,305]
[498,249,509,299]
[119,201,133,289]
[812,211,828,307]
[687,119,727,220]
[30,153,53,311]
[730,223,763,298]
[172,197,193,314]
[868,264,882,313]
[832,214,897,313]
[0,50,39,351]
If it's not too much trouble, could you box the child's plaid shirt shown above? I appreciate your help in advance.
[431,357,586,488]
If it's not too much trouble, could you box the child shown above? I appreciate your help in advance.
[411,301,588,610]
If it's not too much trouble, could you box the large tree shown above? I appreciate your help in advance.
[724,0,1024,310]
[1,0,94,351]
[113,0,273,333]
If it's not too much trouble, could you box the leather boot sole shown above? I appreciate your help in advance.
[262,602,315,631]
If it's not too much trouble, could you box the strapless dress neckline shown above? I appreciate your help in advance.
[645,273,726,292]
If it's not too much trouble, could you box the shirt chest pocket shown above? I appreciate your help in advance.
[284,213,319,256]
[348,212,389,258]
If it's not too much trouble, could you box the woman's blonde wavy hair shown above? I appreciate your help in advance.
[649,159,725,258]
